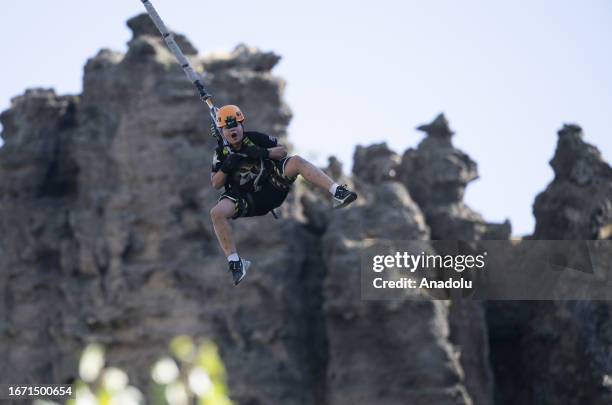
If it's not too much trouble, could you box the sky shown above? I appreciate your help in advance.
[1,0,611,236]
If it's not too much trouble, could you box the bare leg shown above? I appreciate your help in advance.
[210,198,238,257]
[283,155,334,192]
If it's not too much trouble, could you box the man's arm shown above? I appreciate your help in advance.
[211,171,227,189]
[212,153,244,188]
[245,132,287,160]
[267,145,288,160]
[211,150,227,189]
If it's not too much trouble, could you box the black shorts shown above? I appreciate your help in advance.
[219,157,296,219]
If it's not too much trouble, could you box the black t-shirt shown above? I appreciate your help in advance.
[211,131,278,191]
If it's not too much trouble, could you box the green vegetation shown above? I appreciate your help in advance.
[35,336,233,405]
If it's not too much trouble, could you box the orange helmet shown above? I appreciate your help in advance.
[216,105,245,128]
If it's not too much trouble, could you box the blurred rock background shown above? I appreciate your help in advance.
[1,14,611,405]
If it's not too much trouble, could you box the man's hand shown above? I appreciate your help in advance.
[221,154,244,174]
[243,145,270,160]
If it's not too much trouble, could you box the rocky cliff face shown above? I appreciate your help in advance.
[1,13,611,405]
[1,14,304,404]
[486,125,612,405]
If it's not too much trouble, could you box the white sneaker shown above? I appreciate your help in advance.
[333,185,358,209]
[228,258,251,286]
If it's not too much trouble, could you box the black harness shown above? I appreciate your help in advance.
[217,135,269,194]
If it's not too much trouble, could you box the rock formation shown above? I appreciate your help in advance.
[353,143,401,183]
[1,13,611,405]
[0,15,307,404]
[320,183,470,405]
[398,113,511,240]
[533,123,612,240]
[486,125,612,405]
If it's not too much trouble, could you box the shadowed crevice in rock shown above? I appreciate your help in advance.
[296,226,330,404]
[449,301,495,405]
[38,132,80,199]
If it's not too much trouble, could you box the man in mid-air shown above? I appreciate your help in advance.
[210,105,358,285]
